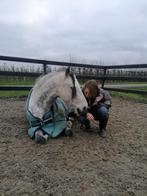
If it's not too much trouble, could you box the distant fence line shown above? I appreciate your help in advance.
[0,55,147,95]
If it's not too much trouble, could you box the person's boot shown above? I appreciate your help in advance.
[99,128,107,138]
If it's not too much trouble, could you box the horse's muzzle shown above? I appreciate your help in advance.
[77,107,87,124]
[77,107,87,116]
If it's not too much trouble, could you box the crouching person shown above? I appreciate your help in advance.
[82,80,112,138]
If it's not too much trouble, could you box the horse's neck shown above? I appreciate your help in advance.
[29,80,59,118]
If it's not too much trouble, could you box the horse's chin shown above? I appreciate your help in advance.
[68,107,80,118]
[69,107,77,116]
[74,107,87,117]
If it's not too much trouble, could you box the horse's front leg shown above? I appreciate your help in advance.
[35,129,49,144]
[63,118,74,136]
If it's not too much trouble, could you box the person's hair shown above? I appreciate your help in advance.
[83,80,100,98]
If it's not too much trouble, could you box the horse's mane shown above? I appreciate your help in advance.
[34,69,76,97]
[35,70,64,83]
[34,70,65,91]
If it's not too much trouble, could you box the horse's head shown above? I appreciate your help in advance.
[58,67,88,116]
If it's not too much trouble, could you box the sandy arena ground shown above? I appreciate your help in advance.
[0,97,147,196]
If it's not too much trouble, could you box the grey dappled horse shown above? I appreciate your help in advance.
[28,67,88,119]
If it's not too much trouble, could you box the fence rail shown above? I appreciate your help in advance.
[1,71,146,81]
[0,55,105,69]
[0,70,41,77]
[105,64,147,69]
[0,55,147,95]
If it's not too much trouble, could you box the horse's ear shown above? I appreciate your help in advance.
[65,67,71,76]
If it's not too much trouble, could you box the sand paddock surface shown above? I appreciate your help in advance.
[0,97,147,196]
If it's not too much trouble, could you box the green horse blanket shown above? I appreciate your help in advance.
[25,91,71,139]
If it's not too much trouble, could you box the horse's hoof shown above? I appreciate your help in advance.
[35,131,48,144]
[64,128,73,137]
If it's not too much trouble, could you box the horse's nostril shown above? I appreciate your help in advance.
[83,106,87,111]
[77,108,81,114]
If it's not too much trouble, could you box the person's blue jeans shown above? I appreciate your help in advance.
[85,103,109,131]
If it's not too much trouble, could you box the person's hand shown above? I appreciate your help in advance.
[86,112,94,121]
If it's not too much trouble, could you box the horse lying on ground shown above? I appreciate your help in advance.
[25,67,88,143]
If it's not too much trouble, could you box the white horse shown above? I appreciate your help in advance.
[28,67,88,119]
[26,67,88,143]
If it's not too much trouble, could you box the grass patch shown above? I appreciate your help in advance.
[110,91,147,103]
[0,91,29,98]
[105,81,147,85]
[126,87,147,91]
[0,80,34,86]
[0,78,34,97]
[0,81,34,85]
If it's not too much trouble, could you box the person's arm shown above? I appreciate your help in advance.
[92,94,103,106]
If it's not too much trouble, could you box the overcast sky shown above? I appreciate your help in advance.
[0,0,147,65]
